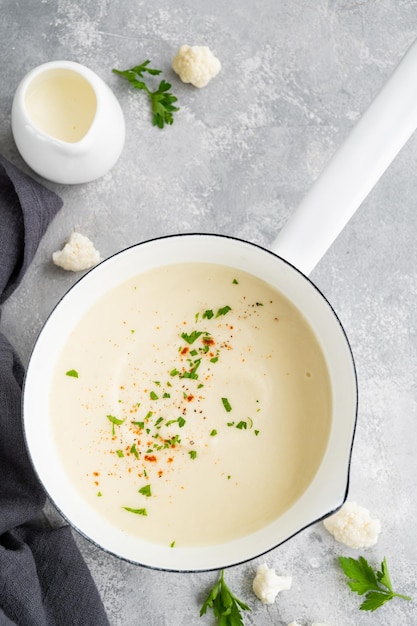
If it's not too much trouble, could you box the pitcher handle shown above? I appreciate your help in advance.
[270,38,417,276]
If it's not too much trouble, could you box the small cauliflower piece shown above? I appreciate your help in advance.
[252,563,292,605]
[52,232,101,272]
[323,501,381,549]
[172,45,221,88]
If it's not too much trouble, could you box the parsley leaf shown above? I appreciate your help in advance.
[181,330,203,344]
[138,484,152,497]
[113,60,179,128]
[221,397,232,412]
[122,506,147,516]
[216,305,232,318]
[338,556,412,611]
[200,569,251,625]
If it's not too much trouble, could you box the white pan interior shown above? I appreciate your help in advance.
[23,234,357,571]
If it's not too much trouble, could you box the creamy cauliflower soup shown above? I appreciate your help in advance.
[51,263,331,547]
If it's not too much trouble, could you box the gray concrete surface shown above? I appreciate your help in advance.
[1,0,416,624]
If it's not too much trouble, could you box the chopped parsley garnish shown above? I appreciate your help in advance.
[221,397,232,412]
[130,443,139,459]
[116,449,124,458]
[150,390,159,400]
[215,305,231,318]
[236,421,247,430]
[65,369,79,378]
[189,450,197,460]
[122,507,147,516]
[181,330,203,344]
[181,358,201,379]
[107,414,125,426]
[138,484,152,497]
[106,414,126,435]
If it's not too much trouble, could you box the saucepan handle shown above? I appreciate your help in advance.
[270,37,417,276]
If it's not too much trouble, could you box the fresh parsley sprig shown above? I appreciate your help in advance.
[112,60,179,128]
[338,555,412,612]
[200,569,251,626]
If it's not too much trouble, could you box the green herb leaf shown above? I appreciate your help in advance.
[138,484,152,497]
[107,414,125,426]
[113,60,162,80]
[221,397,232,412]
[203,309,214,319]
[338,556,412,612]
[113,61,179,128]
[216,305,232,318]
[189,450,197,460]
[130,443,139,459]
[149,79,179,128]
[116,449,124,458]
[181,330,203,344]
[200,569,251,625]
[65,369,79,378]
[181,358,201,379]
[122,507,147,516]
[107,414,126,436]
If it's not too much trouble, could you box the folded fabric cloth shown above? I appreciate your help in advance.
[0,155,110,626]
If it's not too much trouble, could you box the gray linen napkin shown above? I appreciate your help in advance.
[0,155,110,626]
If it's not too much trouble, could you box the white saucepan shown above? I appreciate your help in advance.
[23,39,417,572]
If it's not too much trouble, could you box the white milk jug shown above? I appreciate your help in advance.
[11,60,125,184]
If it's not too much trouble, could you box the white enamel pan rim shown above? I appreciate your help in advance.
[22,233,357,572]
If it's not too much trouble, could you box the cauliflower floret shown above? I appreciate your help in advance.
[172,45,221,88]
[323,501,381,549]
[52,232,101,272]
[252,563,292,605]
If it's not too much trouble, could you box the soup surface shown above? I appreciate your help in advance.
[50,263,331,547]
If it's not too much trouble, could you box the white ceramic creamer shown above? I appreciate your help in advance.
[11,61,125,184]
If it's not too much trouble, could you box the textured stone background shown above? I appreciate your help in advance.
[1,0,416,624]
